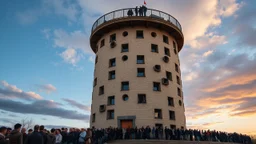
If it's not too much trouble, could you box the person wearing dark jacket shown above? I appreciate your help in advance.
[25,125,43,144]
[9,123,23,144]
[48,129,56,144]
[135,6,138,16]
[0,126,8,144]
[40,125,50,144]
[21,128,27,144]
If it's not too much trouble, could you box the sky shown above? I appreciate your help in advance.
[0,0,256,135]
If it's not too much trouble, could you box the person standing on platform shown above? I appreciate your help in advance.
[135,6,138,16]
[9,123,23,144]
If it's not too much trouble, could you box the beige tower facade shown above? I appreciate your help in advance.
[90,8,185,129]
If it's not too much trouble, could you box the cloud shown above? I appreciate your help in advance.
[37,84,57,94]
[0,99,89,121]
[0,81,43,100]
[44,125,73,129]
[63,98,90,112]
[88,56,95,63]
[17,0,79,25]
[41,29,51,39]
[60,48,82,66]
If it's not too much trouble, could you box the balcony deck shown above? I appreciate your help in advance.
[90,8,184,53]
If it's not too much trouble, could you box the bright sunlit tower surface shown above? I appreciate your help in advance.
[90,7,185,129]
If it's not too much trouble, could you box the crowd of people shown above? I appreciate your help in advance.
[127,5,148,17]
[0,123,253,144]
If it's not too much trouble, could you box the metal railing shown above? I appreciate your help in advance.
[91,8,182,33]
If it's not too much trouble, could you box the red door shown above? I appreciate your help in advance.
[121,120,133,129]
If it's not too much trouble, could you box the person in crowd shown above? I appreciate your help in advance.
[48,128,56,144]
[127,9,133,16]
[55,129,62,144]
[9,123,23,144]
[21,128,27,144]
[139,6,143,16]
[0,126,8,144]
[142,5,147,16]
[40,125,50,144]
[135,6,138,16]
[28,129,33,135]
[78,128,86,144]
[25,125,43,144]
[61,128,68,144]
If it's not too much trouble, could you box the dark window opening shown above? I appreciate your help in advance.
[99,105,106,112]
[92,113,95,122]
[137,55,145,64]
[93,78,97,87]
[153,82,161,91]
[151,44,158,53]
[151,32,157,37]
[99,86,104,95]
[163,35,169,44]
[122,55,128,61]
[170,125,176,129]
[108,70,115,80]
[110,34,116,42]
[122,94,129,101]
[154,109,162,119]
[164,47,170,56]
[168,97,174,106]
[121,81,129,91]
[169,110,176,120]
[108,96,115,105]
[166,71,172,81]
[175,64,179,73]
[109,58,116,67]
[155,123,163,129]
[107,110,114,119]
[137,68,145,77]
[100,39,105,48]
[123,31,128,37]
[179,100,182,106]
[176,75,180,85]
[177,87,181,96]
[138,94,146,104]
[121,44,129,52]
[136,30,144,38]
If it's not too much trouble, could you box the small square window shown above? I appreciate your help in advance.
[155,123,163,129]
[154,109,162,119]
[137,55,145,64]
[108,70,115,80]
[169,110,175,120]
[163,35,169,44]
[173,41,177,49]
[100,39,105,48]
[164,47,170,56]
[110,34,116,42]
[93,78,97,87]
[153,82,161,91]
[95,56,98,64]
[177,87,181,96]
[121,81,129,91]
[99,86,104,95]
[166,71,172,81]
[92,113,95,122]
[121,44,129,52]
[168,97,174,106]
[136,30,144,38]
[107,110,114,119]
[170,125,176,129]
[138,94,146,104]
[151,44,158,53]
[109,58,116,67]
[175,63,179,73]
[108,96,115,105]
[176,75,180,85]
[137,68,145,77]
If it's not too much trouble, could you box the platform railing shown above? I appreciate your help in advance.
[91,8,182,33]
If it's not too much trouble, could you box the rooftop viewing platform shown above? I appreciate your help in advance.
[90,8,184,53]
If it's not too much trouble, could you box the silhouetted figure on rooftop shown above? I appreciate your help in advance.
[135,6,138,16]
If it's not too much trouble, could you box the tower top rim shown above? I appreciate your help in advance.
[91,8,182,34]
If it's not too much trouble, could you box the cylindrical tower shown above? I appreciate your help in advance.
[90,8,185,129]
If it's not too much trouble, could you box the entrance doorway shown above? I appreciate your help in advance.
[121,120,133,129]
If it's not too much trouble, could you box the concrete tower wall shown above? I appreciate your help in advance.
[90,26,186,129]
